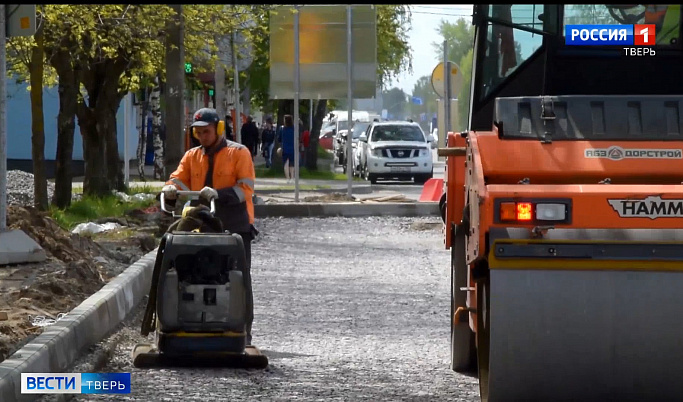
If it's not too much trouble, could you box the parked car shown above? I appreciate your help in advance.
[351,122,371,176]
[357,121,436,184]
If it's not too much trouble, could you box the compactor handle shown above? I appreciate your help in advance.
[160,190,216,217]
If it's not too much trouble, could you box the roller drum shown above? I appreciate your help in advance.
[480,268,683,401]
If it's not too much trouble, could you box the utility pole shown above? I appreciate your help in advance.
[346,5,353,198]
[0,5,45,265]
[443,40,451,148]
[215,34,226,125]
[164,4,185,180]
[0,4,6,232]
[294,5,301,202]
[309,99,313,133]
[232,30,241,143]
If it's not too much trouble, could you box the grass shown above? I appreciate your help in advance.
[93,227,137,241]
[318,144,333,159]
[49,194,157,231]
[125,184,164,195]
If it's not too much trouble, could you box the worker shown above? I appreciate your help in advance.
[160,107,258,345]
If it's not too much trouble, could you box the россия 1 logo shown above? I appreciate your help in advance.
[565,24,656,45]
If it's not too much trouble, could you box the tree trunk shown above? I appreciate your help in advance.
[136,89,148,180]
[102,98,124,191]
[306,99,328,171]
[30,24,48,211]
[78,55,128,196]
[77,100,108,196]
[49,50,78,209]
[150,75,164,180]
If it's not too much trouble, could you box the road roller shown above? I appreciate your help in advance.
[439,4,683,401]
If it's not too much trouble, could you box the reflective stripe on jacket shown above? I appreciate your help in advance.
[166,139,255,234]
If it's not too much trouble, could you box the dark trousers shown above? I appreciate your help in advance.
[238,232,253,344]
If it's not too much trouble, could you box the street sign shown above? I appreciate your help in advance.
[269,5,377,100]
[431,61,463,98]
[6,5,35,37]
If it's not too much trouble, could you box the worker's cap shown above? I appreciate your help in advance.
[191,108,220,127]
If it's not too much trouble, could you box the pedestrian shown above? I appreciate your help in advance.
[241,116,259,160]
[261,117,276,168]
[161,107,258,345]
[301,124,310,167]
[278,114,296,182]
[225,115,234,141]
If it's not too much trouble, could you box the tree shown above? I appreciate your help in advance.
[410,75,438,130]
[432,18,476,131]
[457,49,474,131]
[147,76,163,180]
[30,11,48,211]
[5,8,54,210]
[377,5,413,87]
[432,18,475,69]
[383,87,408,119]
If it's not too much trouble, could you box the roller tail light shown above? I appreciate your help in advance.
[496,199,571,224]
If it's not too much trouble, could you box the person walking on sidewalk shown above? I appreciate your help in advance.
[301,123,310,168]
[160,107,258,345]
[225,114,234,142]
[261,117,276,168]
[241,116,259,160]
[278,114,296,182]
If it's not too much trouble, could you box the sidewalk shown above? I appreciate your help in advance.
[71,153,367,194]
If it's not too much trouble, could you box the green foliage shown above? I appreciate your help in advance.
[318,144,333,159]
[49,194,156,230]
[409,75,437,129]
[457,49,474,131]
[6,9,58,88]
[376,5,413,87]
[245,6,273,110]
[432,17,476,131]
[431,18,475,66]
[382,87,408,119]
[125,184,164,195]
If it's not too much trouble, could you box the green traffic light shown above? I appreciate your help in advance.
[208,89,215,96]
[184,62,192,73]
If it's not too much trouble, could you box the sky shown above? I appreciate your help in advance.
[392,4,474,95]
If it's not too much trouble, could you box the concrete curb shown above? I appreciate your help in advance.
[254,202,439,218]
[0,251,158,402]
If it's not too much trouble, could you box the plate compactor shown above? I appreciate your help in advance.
[132,190,268,369]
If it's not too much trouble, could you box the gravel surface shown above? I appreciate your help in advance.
[6,170,56,206]
[61,217,480,401]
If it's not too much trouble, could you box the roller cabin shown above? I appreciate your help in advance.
[441,4,683,401]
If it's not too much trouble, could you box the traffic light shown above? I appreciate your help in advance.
[208,88,215,97]
[184,62,193,74]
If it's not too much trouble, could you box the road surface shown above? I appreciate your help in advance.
[57,217,479,401]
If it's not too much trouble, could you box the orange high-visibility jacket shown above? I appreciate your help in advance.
[166,139,255,234]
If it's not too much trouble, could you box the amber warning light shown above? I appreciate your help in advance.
[499,201,567,222]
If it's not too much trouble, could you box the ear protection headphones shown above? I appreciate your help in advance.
[191,120,226,140]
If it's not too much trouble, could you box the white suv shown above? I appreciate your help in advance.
[358,121,436,184]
